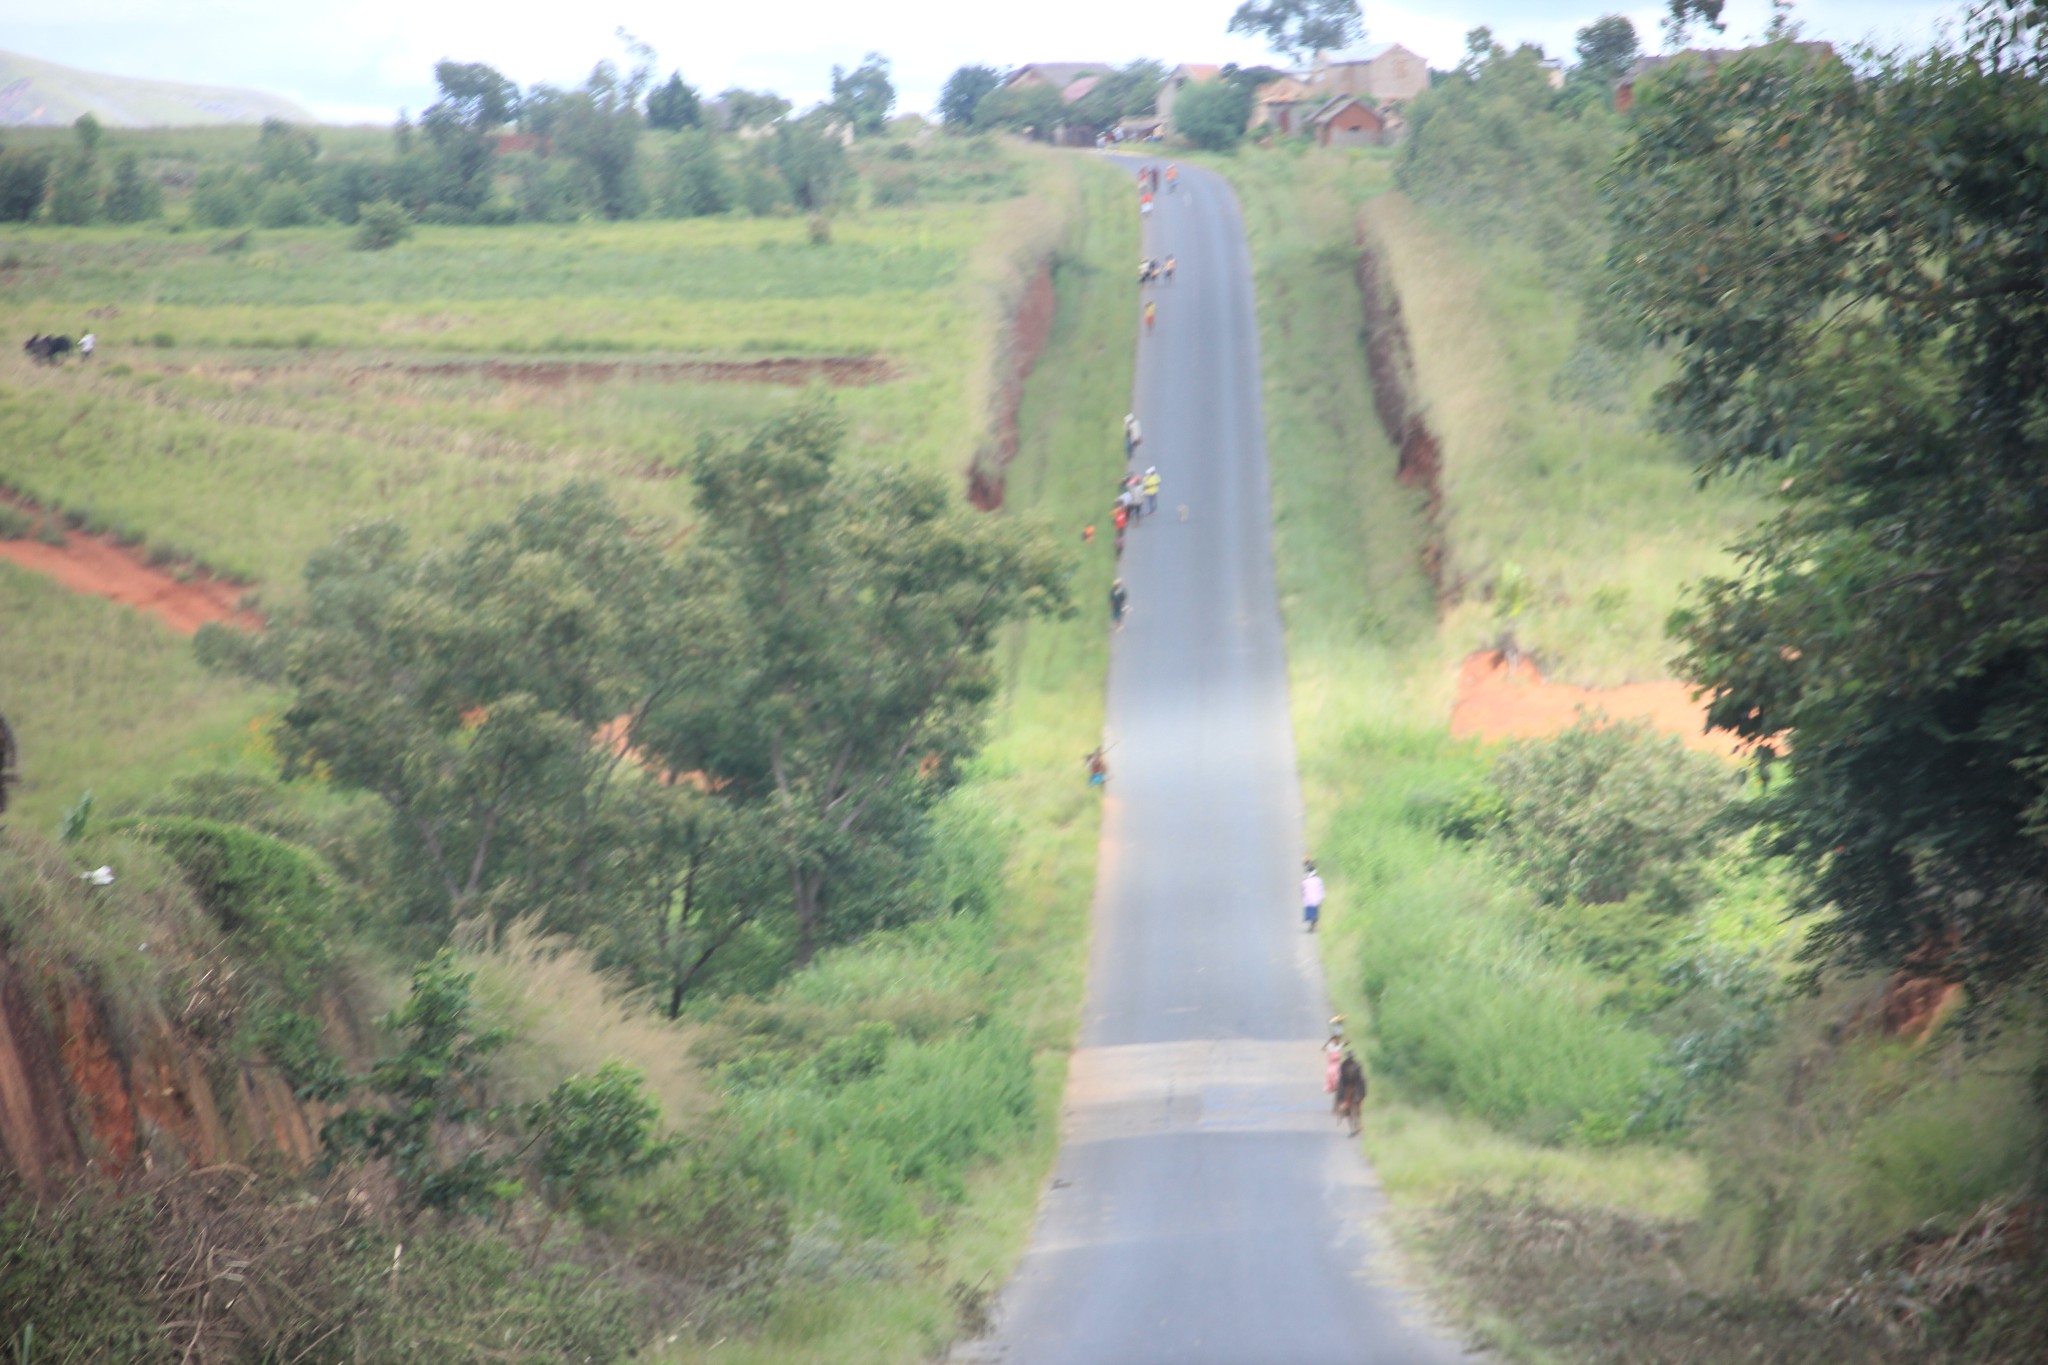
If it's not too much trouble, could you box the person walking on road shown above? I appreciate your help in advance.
[1144,300,1157,333]
[1164,254,1177,283]
[1109,578,1129,630]
[1323,1023,1345,1110]
[1124,412,1142,460]
[1336,1050,1368,1136]
[1142,467,1161,516]
[1302,858,1325,933]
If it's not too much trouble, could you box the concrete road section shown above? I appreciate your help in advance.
[960,160,1474,1365]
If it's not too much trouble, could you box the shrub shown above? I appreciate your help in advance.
[351,199,412,250]
[1174,80,1253,151]
[254,181,317,228]
[1483,714,1737,910]
[0,1183,159,1362]
[189,168,255,227]
[0,148,51,221]
[120,815,333,991]
[651,130,733,217]
[0,504,33,539]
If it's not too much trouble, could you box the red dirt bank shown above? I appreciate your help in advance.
[1451,649,1745,757]
[0,496,254,635]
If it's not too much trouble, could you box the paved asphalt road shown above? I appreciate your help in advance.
[959,161,1473,1365]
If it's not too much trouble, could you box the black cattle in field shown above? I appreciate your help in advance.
[23,334,72,363]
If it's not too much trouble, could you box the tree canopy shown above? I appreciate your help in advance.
[830,52,896,137]
[642,406,1069,964]
[1608,10,2048,993]
[1227,0,1365,63]
[1574,15,1641,82]
[1172,80,1254,152]
[645,71,703,131]
[939,65,1002,127]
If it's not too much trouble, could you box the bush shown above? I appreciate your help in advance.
[102,152,162,223]
[0,504,33,539]
[189,168,255,227]
[0,1183,159,1362]
[254,181,317,228]
[120,816,333,992]
[1483,715,1738,911]
[651,130,733,217]
[0,148,51,221]
[351,199,412,250]
[1174,80,1253,152]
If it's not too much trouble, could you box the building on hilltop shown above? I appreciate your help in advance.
[1002,62,1112,94]
[1307,43,1428,105]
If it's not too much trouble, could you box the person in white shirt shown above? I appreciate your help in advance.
[1302,859,1325,932]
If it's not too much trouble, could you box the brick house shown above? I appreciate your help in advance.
[1307,94,1388,148]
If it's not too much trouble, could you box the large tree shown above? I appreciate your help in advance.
[644,406,1068,964]
[555,59,652,219]
[1172,79,1254,151]
[1227,0,1365,64]
[417,60,519,213]
[645,71,703,131]
[1607,11,2048,993]
[1574,14,1640,82]
[203,484,725,934]
[830,52,895,137]
[938,65,1002,128]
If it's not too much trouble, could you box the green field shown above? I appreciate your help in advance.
[0,150,1084,819]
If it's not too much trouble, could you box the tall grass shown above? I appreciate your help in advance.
[1357,192,1768,685]
[0,563,275,830]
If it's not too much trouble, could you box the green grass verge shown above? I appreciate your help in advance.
[0,562,278,831]
[1213,145,1706,1208]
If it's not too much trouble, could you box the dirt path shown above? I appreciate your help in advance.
[1450,649,1745,756]
[397,355,897,387]
[0,502,254,635]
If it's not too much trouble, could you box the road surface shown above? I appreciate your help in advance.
[961,160,1472,1365]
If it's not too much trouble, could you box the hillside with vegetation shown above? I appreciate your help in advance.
[0,60,1140,1356]
[0,49,315,129]
[1217,7,2048,1362]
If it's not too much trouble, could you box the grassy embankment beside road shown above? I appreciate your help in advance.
[1222,146,1717,1214]
[1222,141,2042,1363]
[0,141,1134,1361]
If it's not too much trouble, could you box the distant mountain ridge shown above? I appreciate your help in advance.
[0,48,313,127]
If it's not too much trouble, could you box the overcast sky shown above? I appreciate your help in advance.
[10,0,1968,125]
